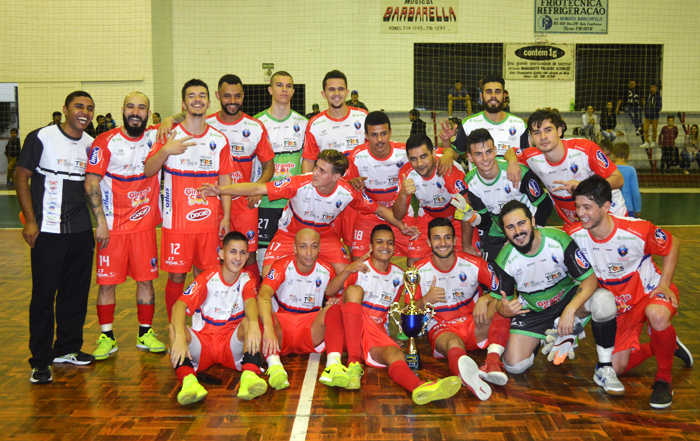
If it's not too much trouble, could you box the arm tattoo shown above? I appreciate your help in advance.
[86,184,107,223]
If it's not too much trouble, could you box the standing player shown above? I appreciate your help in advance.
[169,231,268,404]
[392,134,479,267]
[198,149,419,277]
[503,108,626,224]
[254,71,308,270]
[16,91,97,383]
[85,92,165,359]
[568,176,692,408]
[490,200,623,395]
[325,224,463,404]
[144,79,234,320]
[301,70,368,173]
[411,217,512,400]
[461,128,553,261]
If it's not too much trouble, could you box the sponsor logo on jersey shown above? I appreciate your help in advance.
[574,250,590,269]
[322,213,335,221]
[393,278,401,287]
[536,288,565,309]
[545,271,563,282]
[274,162,296,179]
[487,264,499,291]
[509,127,517,136]
[246,230,255,241]
[185,188,208,205]
[570,163,579,174]
[200,158,213,167]
[267,268,276,280]
[361,191,373,205]
[242,129,251,138]
[596,150,610,168]
[75,160,87,169]
[346,138,360,147]
[293,123,300,133]
[183,281,198,296]
[654,228,667,245]
[164,188,171,211]
[274,177,291,188]
[128,189,150,207]
[615,293,632,313]
[130,206,151,221]
[515,147,523,156]
[504,184,511,194]
[150,257,158,268]
[354,121,362,130]
[455,180,466,192]
[209,140,217,151]
[617,244,628,257]
[607,263,624,273]
[380,292,392,302]
[528,180,541,198]
[231,144,246,154]
[315,277,322,288]
[283,140,297,148]
[433,195,447,204]
[186,208,211,221]
[89,147,102,165]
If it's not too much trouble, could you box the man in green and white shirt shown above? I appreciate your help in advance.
[254,71,308,268]
[488,200,623,395]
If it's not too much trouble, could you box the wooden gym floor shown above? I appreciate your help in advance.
[0,227,698,440]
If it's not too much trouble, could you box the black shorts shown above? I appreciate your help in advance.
[258,207,283,247]
[509,286,578,339]
[478,234,507,262]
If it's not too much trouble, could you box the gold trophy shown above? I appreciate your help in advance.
[389,265,434,370]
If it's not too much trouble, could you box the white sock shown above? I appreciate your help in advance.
[596,345,614,364]
[266,355,282,367]
[487,344,505,356]
[326,352,341,367]
[101,323,113,333]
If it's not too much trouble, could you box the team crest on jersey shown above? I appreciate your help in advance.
[183,282,198,296]
[455,180,466,192]
[150,257,158,269]
[574,249,590,269]
[341,246,348,257]
[315,277,322,288]
[274,177,291,188]
[570,163,579,174]
[596,150,610,168]
[459,272,467,282]
[354,121,362,130]
[147,139,153,148]
[551,255,558,264]
[654,228,667,245]
[336,200,342,209]
[242,129,251,138]
[267,269,276,280]
[209,140,217,151]
[396,161,405,169]
[618,244,628,257]
[504,184,511,194]
[393,278,401,287]
[246,230,255,241]
[88,147,102,165]
[293,123,300,133]
[528,180,541,198]
[509,127,517,136]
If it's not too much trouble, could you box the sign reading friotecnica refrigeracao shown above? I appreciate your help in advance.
[534,0,608,34]
[504,44,574,81]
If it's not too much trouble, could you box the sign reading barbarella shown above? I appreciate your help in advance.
[534,0,608,34]
[504,44,574,81]
[381,0,459,34]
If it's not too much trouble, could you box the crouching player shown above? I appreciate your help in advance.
[326,224,462,404]
[569,176,693,409]
[169,232,267,405]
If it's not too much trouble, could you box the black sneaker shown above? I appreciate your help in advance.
[30,366,52,384]
[53,351,95,365]
[649,380,673,409]
[674,337,693,367]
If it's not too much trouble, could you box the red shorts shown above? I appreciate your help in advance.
[275,311,326,356]
[408,215,463,258]
[428,316,487,358]
[351,213,411,258]
[263,229,350,266]
[230,207,259,252]
[613,290,679,354]
[333,207,357,247]
[96,228,159,285]
[361,313,400,368]
[161,230,220,273]
[189,324,244,372]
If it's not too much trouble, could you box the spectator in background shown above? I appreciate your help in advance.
[612,143,641,217]
[152,113,161,125]
[306,103,320,119]
[681,124,700,174]
[600,101,618,142]
[641,84,662,148]
[409,109,426,135]
[448,80,470,117]
[346,90,368,111]
[581,106,597,140]
[473,79,483,113]
[503,89,511,113]
[95,115,107,136]
[617,80,643,137]
[49,111,62,126]
[659,115,679,173]
[5,128,20,186]
[84,121,96,138]
[105,113,116,130]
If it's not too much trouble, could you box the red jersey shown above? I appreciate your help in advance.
[396,163,467,219]
[266,174,378,234]
[146,124,234,232]
[302,107,368,160]
[346,141,407,208]
[263,255,336,314]
[86,127,161,232]
[565,216,676,315]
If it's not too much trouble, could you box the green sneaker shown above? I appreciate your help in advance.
[267,364,290,390]
[177,374,208,405]
[93,333,118,361]
[345,362,364,390]
[238,370,268,400]
[318,362,350,388]
[136,328,166,353]
[412,376,462,405]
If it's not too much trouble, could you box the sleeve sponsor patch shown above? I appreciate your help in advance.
[274,177,291,188]
[528,179,541,198]
[361,190,374,205]
[88,147,102,165]
[267,268,277,280]
[574,249,590,269]
[595,150,610,169]
[455,179,466,192]
[487,263,500,292]
[183,281,198,296]
[654,228,667,245]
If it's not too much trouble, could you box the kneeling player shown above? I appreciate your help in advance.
[569,176,692,409]
[326,224,462,404]
[491,200,623,395]
[169,232,267,405]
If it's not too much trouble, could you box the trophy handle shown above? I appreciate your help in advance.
[389,302,403,334]
[420,303,435,335]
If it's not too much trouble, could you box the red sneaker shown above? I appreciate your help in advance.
[479,352,508,386]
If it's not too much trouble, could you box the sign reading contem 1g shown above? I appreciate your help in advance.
[534,0,608,34]
[504,44,574,81]
[381,0,458,34]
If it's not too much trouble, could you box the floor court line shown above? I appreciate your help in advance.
[289,352,321,441]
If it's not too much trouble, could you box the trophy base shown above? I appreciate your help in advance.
[406,352,421,371]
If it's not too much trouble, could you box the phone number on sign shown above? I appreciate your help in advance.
[388,25,447,31]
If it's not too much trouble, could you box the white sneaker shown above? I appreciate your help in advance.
[650,141,656,147]
[640,142,650,148]
[593,365,625,396]
[458,355,492,401]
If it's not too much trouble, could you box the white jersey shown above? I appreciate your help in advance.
[344,261,404,326]
[346,141,407,208]
[263,255,336,314]
[302,107,368,160]
[459,112,527,157]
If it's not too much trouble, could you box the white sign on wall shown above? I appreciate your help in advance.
[380,1,459,34]
[504,44,575,81]
[534,0,608,34]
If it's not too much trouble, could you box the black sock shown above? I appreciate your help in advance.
[591,318,617,350]
[138,325,151,337]
[176,357,194,370]
[103,330,115,339]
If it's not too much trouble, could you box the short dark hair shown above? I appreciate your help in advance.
[218,74,243,90]
[454,79,461,84]
[52,111,62,117]
[97,114,105,121]
[527,109,563,133]
[409,109,420,118]
[222,231,249,249]
[322,70,347,90]
[10,128,17,133]
[406,133,433,154]
[498,200,533,232]
[270,71,293,86]
[153,112,160,118]
[598,139,613,155]
[427,217,455,238]
[182,79,209,102]
[612,142,630,159]
[312,103,319,109]
[480,74,505,90]
[667,114,674,121]
[318,149,349,176]
[370,224,394,242]
[364,111,391,132]
[572,175,612,207]
[64,91,94,107]
[465,128,494,154]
